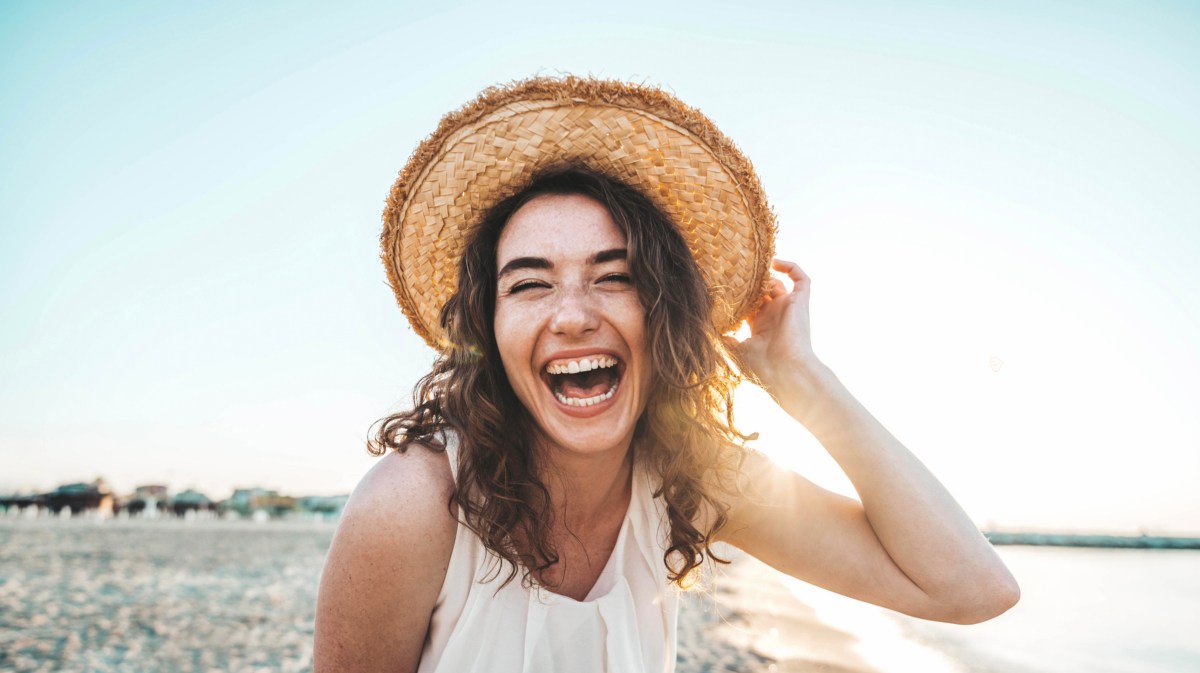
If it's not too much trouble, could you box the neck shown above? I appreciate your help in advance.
[538,439,634,530]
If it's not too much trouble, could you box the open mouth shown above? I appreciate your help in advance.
[543,355,622,408]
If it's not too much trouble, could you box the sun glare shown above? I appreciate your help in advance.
[732,320,753,342]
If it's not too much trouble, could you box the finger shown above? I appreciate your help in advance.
[772,258,810,289]
[768,277,787,299]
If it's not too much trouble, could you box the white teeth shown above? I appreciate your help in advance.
[546,355,618,375]
[553,382,619,407]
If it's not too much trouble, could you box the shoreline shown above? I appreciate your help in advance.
[699,553,990,673]
[984,532,1200,549]
[7,511,1199,548]
[0,515,339,531]
[696,553,882,673]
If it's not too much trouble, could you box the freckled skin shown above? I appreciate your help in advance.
[493,194,652,460]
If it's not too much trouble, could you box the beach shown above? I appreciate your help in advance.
[684,551,881,673]
[1,518,326,672]
[9,518,1197,673]
[0,517,876,673]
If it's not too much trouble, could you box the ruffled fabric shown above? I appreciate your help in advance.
[417,434,679,673]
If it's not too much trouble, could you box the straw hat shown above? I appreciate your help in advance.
[382,75,777,350]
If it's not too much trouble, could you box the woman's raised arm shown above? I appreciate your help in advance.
[719,259,1019,624]
[313,446,457,672]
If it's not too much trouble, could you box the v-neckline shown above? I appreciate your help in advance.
[535,467,639,605]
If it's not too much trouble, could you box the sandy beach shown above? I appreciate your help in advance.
[0,518,876,673]
[1,518,327,672]
[691,552,880,673]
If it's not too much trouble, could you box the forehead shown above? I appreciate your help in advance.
[496,193,626,262]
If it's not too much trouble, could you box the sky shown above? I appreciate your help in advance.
[1,1,1197,533]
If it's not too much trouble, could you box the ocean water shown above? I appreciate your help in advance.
[908,547,1200,673]
[786,546,1200,673]
[787,547,1200,671]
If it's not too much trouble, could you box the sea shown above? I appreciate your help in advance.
[784,546,1200,673]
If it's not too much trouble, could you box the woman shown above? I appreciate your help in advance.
[314,77,1018,673]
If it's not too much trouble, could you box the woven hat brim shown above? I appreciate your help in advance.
[382,76,776,350]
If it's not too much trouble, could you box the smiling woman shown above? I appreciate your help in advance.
[312,76,1019,673]
[493,193,649,453]
[379,166,748,605]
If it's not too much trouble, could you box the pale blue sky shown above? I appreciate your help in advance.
[2,1,1197,532]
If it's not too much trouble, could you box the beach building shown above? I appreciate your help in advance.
[297,495,350,520]
[122,484,171,518]
[223,487,270,516]
[0,492,44,516]
[135,484,168,500]
[43,479,114,516]
[171,489,216,517]
[255,493,297,517]
[221,487,296,518]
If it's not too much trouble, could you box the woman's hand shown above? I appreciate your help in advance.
[726,259,828,413]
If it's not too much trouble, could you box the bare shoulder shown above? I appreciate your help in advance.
[346,443,456,521]
[331,445,457,560]
[313,445,456,673]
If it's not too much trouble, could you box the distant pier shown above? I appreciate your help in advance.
[985,532,1200,550]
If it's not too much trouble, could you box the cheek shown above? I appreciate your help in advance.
[493,314,518,367]
[493,307,537,390]
[620,304,651,391]
[614,298,648,353]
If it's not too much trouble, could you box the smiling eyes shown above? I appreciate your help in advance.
[601,273,632,286]
[507,273,632,295]
[507,280,546,294]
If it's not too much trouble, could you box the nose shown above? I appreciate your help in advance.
[548,286,600,337]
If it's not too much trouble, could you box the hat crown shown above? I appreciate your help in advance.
[382,76,776,349]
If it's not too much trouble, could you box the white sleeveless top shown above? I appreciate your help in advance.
[416,435,681,673]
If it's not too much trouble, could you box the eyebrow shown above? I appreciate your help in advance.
[592,248,627,265]
[497,248,627,280]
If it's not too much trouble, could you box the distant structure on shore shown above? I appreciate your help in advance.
[0,478,348,521]
[985,531,1200,550]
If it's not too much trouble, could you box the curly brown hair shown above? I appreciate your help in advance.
[370,164,751,588]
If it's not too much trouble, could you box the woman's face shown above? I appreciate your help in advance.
[493,193,651,458]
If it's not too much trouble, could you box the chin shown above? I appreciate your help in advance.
[541,421,639,457]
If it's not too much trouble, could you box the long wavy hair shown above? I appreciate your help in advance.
[370,164,751,588]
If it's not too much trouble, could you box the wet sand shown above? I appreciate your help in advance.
[697,553,879,673]
[0,518,874,673]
